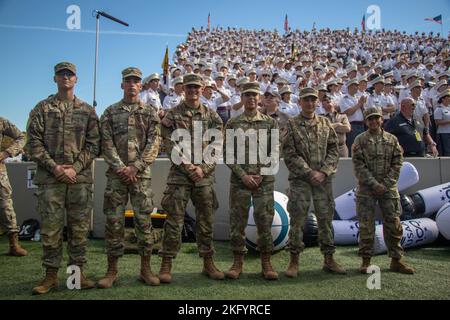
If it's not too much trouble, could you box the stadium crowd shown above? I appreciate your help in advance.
[140,27,450,157]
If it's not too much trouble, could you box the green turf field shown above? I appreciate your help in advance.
[0,238,449,300]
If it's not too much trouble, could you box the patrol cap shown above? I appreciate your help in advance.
[299,87,318,99]
[275,77,288,85]
[405,72,418,81]
[279,86,292,95]
[408,80,422,90]
[204,64,213,71]
[317,84,328,91]
[122,67,142,80]
[346,78,359,87]
[236,76,249,87]
[346,65,358,74]
[436,71,449,80]
[384,71,394,78]
[437,89,450,101]
[371,75,385,85]
[204,79,214,88]
[172,76,184,86]
[246,68,257,75]
[264,88,281,99]
[241,81,261,94]
[363,107,382,120]
[436,80,448,90]
[147,73,160,81]
[358,75,368,83]
[183,73,204,86]
[54,62,76,74]
[227,74,237,82]
[214,72,225,80]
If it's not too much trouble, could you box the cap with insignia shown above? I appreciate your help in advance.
[279,86,292,95]
[408,80,422,90]
[371,75,385,85]
[299,87,318,99]
[183,73,204,86]
[363,107,382,120]
[346,78,359,87]
[405,72,418,81]
[437,89,450,101]
[172,76,184,86]
[214,72,225,80]
[122,67,143,79]
[264,88,281,99]
[54,61,76,74]
[236,76,249,87]
[147,73,160,81]
[241,81,261,94]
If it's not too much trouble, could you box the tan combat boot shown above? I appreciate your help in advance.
[158,256,173,284]
[140,255,160,286]
[390,258,414,274]
[323,254,347,275]
[79,267,95,290]
[97,256,119,289]
[261,252,278,280]
[32,267,58,295]
[285,253,299,278]
[225,253,244,279]
[202,256,225,280]
[359,257,371,274]
[8,232,28,257]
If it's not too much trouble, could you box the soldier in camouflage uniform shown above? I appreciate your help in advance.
[352,107,414,274]
[97,67,161,288]
[158,73,224,283]
[224,81,280,280]
[27,62,100,294]
[282,87,346,278]
[0,117,27,256]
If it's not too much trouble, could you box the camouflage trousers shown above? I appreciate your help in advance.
[229,182,274,254]
[36,183,92,268]
[0,170,18,234]
[103,177,154,257]
[159,183,218,258]
[287,180,336,255]
[356,196,403,259]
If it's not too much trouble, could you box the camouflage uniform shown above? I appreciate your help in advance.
[100,100,161,257]
[159,101,223,258]
[282,113,339,255]
[26,95,100,268]
[0,117,25,234]
[352,128,404,259]
[224,111,278,254]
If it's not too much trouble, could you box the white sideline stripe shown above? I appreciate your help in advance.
[0,24,185,37]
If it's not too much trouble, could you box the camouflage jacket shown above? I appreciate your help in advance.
[0,117,25,172]
[282,114,339,182]
[161,101,223,186]
[224,111,279,185]
[26,95,100,184]
[100,100,161,178]
[352,129,403,198]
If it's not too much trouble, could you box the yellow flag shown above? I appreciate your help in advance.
[161,46,169,75]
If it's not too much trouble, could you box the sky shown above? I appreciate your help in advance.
[0,0,449,130]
